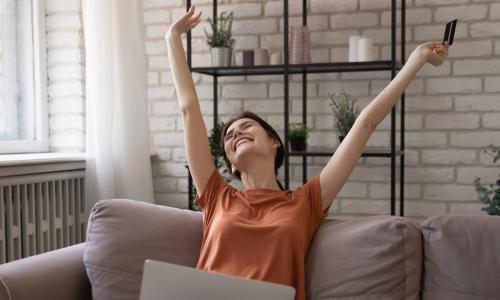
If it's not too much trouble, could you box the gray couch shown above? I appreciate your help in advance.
[0,199,498,300]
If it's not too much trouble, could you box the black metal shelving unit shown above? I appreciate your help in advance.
[186,0,407,216]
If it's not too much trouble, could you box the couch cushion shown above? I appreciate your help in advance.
[83,199,203,300]
[420,215,500,300]
[305,215,422,300]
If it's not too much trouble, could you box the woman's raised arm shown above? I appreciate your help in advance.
[165,6,216,198]
[317,41,449,212]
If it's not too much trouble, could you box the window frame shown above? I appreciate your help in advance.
[0,0,48,154]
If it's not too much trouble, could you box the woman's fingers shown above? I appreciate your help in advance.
[431,42,448,57]
[166,5,201,36]
[414,40,449,66]
[433,48,445,57]
[421,41,438,49]
[174,6,201,32]
[187,13,202,30]
[177,6,195,23]
[438,44,449,55]
[185,9,201,25]
[190,18,202,29]
[189,11,202,23]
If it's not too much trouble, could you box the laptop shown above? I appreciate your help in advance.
[139,259,296,300]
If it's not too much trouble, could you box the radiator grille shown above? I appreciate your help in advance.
[0,171,86,263]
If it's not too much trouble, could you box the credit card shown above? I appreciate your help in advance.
[443,19,457,45]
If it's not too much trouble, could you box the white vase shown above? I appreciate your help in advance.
[212,47,232,67]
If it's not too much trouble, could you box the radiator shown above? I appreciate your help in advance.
[0,170,86,263]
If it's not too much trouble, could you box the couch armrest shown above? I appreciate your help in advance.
[0,243,91,300]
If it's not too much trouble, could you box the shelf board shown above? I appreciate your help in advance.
[288,146,402,157]
[191,60,402,77]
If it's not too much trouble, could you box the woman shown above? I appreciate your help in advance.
[165,5,449,300]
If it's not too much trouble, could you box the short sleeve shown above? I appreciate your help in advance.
[195,168,225,210]
[299,174,332,233]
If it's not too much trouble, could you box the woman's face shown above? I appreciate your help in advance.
[223,118,279,173]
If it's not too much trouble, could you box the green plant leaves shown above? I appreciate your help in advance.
[208,121,225,168]
[204,11,235,48]
[474,161,500,216]
[289,123,311,138]
[328,89,360,137]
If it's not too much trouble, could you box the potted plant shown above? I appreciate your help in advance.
[473,144,500,216]
[185,121,231,211]
[204,11,236,67]
[288,123,311,152]
[328,89,361,144]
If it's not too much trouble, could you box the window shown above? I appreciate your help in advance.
[0,0,48,154]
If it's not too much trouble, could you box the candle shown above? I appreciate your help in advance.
[349,35,362,62]
[358,37,374,61]
[254,48,270,65]
[270,51,282,65]
[243,50,254,66]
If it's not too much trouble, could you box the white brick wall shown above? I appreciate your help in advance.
[44,1,498,218]
[46,0,85,152]
[0,3,4,133]
[0,0,84,147]
[143,0,500,219]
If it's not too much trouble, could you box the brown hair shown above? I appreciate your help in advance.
[220,111,285,191]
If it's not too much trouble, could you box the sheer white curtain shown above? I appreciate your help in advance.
[83,0,154,212]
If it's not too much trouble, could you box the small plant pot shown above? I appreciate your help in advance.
[212,47,232,67]
[338,135,345,144]
[289,136,307,151]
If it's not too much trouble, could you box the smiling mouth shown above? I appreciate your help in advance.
[234,138,252,151]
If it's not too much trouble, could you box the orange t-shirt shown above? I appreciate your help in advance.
[195,168,331,300]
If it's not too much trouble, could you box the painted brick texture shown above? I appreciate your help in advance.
[144,0,499,219]
[0,3,4,133]
[46,0,85,152]
[46,0,499,218]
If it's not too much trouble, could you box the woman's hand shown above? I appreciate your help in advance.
[413,41,449,66]
[166,5,202,37]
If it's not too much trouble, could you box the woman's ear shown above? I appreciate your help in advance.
[273,138,281,149]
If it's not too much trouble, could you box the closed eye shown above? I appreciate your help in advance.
[224,121,253,142]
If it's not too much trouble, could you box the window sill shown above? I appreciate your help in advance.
[0,152,86,167]
[0,153,86,177]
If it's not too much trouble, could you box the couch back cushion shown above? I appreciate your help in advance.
[305,215,422,300]
[83,199,203,300]
[420,215,500,300]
